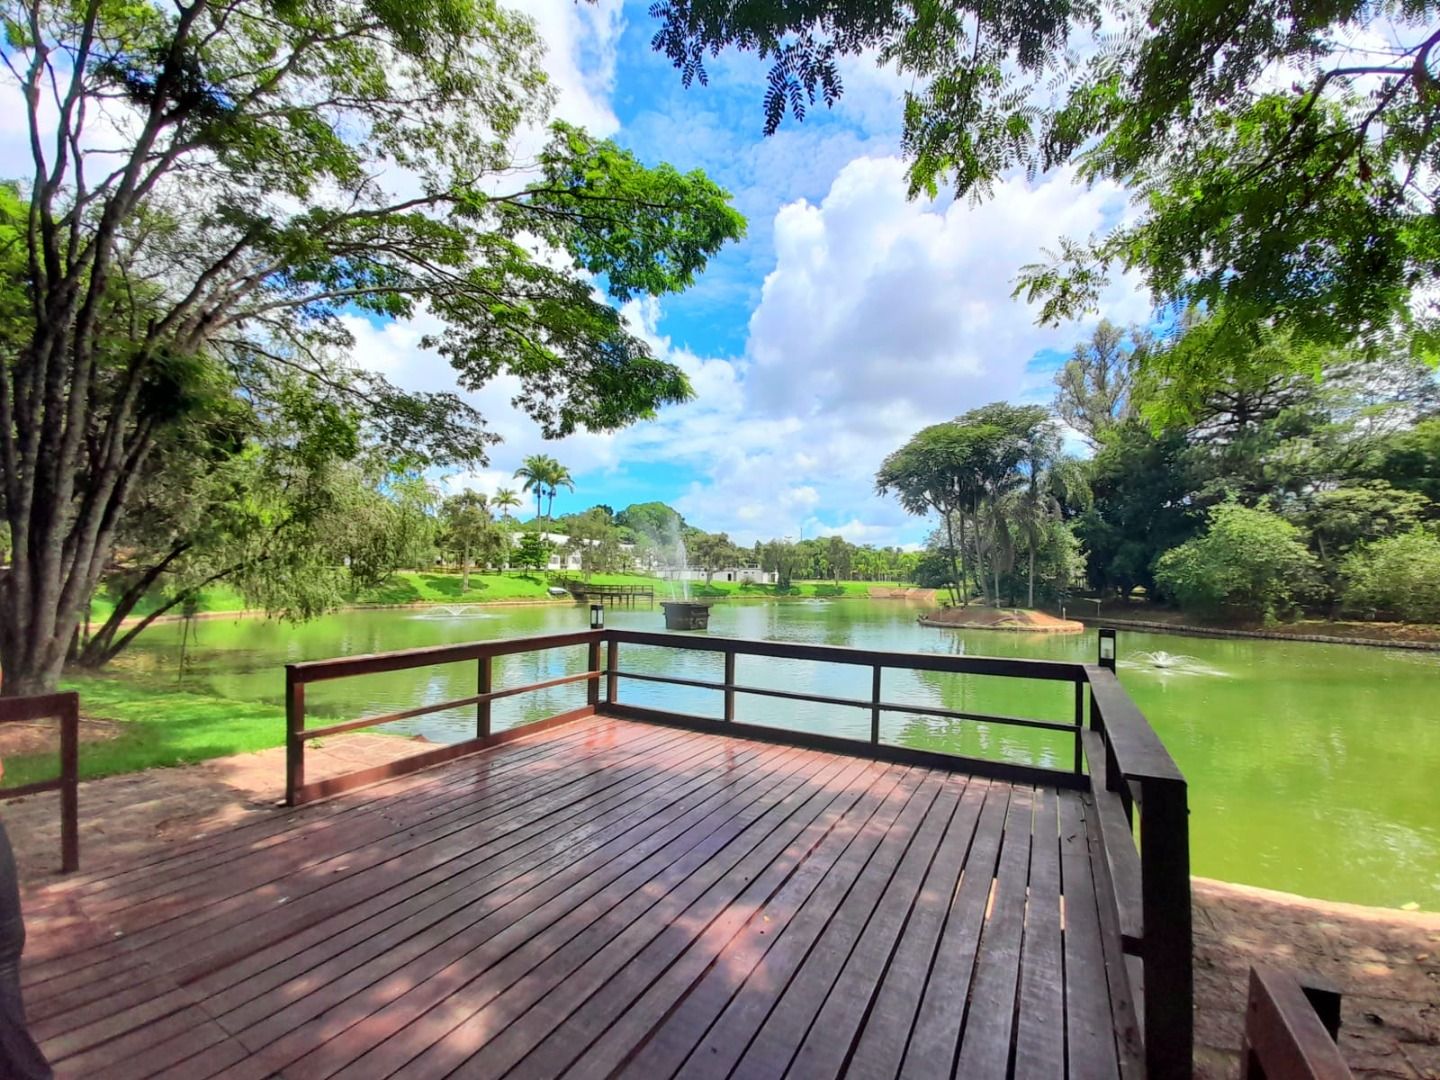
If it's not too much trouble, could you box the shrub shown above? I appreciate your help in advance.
[1341,530,1440,623]
[1153,502,1320,622]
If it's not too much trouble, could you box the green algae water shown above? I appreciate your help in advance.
[124,600,1440,910]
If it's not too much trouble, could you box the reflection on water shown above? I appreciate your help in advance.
[122,600,1440,910]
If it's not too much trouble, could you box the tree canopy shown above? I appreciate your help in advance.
[649,0,1440,392]
[1,0,744,692]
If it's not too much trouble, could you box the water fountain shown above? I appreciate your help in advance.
[414,604,491,619]
[661,517,712,630]
[1124,650,1227,677]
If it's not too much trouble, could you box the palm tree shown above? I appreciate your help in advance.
[513,456,551,523]
[492,487,521,520]
[545,463,575,519]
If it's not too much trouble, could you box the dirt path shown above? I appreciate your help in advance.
[4,748,1435,1076]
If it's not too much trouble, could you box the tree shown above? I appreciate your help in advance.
[513,533,552,575]
[651,0,1440,398]
[1154,502,1320,622]
[514,456,554,523]
[1053,321,1142,446]
[545,463,576,519]
[0,3,744,694]
[1369,418,1440,507]
[440,492,495,591]
[492,488,522,520]
[1342,531,1440,624]
[1290,481,1433,607]
[690,532,737,586]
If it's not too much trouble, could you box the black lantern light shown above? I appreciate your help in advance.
[1098,626,1117,670]
[590,603,604,630]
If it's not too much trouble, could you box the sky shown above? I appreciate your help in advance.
[2,1,1153,549]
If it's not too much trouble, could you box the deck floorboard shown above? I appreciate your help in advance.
[18,714,1134,1079]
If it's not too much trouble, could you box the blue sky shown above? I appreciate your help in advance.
[0,0,1148,549]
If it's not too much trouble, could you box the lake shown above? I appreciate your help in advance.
[125,599,1440,910]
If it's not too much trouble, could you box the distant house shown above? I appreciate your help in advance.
[508,531,638,573]
[662,566,777,585]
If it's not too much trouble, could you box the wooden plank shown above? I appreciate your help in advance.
[1059,790,1122,1080]
[599,765,907,1080]
[188,732,732,1010]
[1083,792,1147,1079]
[407,764,905,1080]
[898,784,1012,1079]
[953,785,1036,1080]
[1013,786,1065,1080]
[208,739,804,1044]
[795,775,985,1080]
[361,757,885,1080]
[1082,730,1144,949]
[729,774,948,1080]
[257,748,841,1080]
[1083,666,1184,782]
[497,768,926,1080]
[212,744,822,1077]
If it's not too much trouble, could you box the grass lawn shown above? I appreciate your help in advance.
[2,673,288,788]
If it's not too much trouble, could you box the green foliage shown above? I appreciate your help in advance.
[513,534,552,574]
[1053,320,1144,446]
[1368,418,1440,506]
[2,0,744,692]
[651,0,1440,398]
[1154,503,1321,621]
[1341,531,1440,624]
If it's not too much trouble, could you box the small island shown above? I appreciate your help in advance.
[918,607,1084,632]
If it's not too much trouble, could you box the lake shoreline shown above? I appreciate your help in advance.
[1072,613,1440,650]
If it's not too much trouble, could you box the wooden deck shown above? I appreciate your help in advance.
[20,714,1141,1079]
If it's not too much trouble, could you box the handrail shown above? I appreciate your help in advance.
[1241,966,1350,1079]
[284,630,605,804]
[1084,650,1192,1080]
[0,692,79,872]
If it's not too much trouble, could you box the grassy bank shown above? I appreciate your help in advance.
[2,673,289,788]
[89,572,902,622]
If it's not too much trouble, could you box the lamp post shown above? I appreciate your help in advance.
[1098,626,1117,670]
[589,603,604,630]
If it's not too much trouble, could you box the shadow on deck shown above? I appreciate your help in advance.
[20,628,1191,1079]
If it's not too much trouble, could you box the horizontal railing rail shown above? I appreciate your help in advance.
[603,628,1089,788]
[1083,627,1193,1080]
[0,692,79,873]
[284,630,605,805]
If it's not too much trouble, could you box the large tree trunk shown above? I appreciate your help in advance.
[943,510,963,607]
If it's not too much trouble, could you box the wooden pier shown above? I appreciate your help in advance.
[561,580,655,608]
[21,628,1192,1078]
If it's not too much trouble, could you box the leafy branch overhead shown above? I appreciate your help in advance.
[650,0,1440,363]
[0,0,744,694]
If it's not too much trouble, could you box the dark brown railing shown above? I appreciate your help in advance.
[1240,967,1350,1079]
[0,691,79,873]
[282,625,1190,1076]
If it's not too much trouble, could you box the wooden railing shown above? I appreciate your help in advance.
[1083,630,1193,1080]
[0,692,79,873]
[602,628,1089,789]
[1241,967,1351,1079]
[282,625,1190,1076]
[284,630,605,805]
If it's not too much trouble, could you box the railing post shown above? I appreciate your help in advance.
[606,636,619,706]
[1141,774,1194,1079]
[870,666,882,745]
[285,666,304,807]
[587,637,601,709]
[1073,679,1084,775]
[477,655,493,737]
[724,649,736,722]
[59,692,79,873]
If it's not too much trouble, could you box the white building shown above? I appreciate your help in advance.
[662,566,778,585]
[508,531,637,573]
